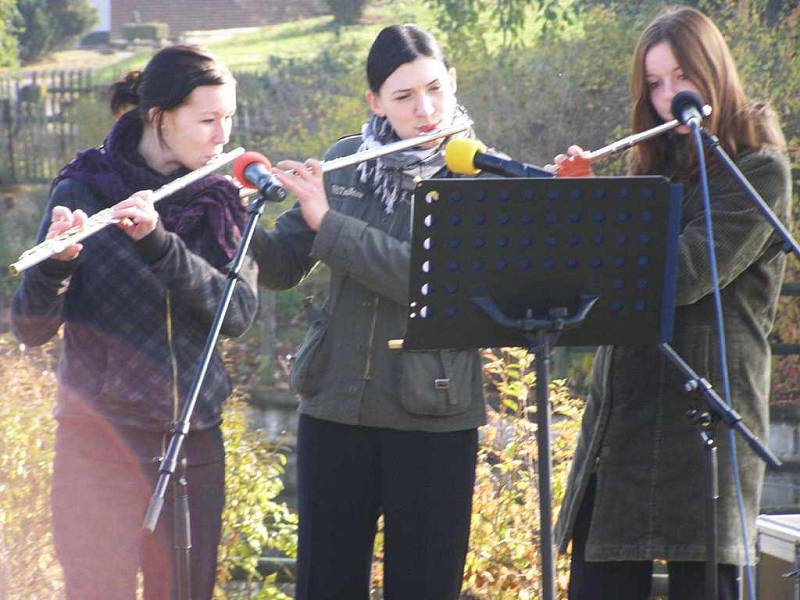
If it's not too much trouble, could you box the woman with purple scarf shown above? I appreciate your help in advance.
[251,25,487,600]
[11,46,258,599]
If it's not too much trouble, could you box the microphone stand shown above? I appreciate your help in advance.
[659,343,781,600]
[141,183,283,600]
[698,128,800,260]
[671,113,796,600]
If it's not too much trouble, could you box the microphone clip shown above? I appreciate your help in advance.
[233,151,287,203]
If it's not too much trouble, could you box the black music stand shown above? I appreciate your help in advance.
[404,176,683,600]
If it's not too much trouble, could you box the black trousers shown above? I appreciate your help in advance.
[51,419,225,600]
[569,476,740,600]
[295,414,479,600]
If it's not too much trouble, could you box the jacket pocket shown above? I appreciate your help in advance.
[398,349,479,417]
[289,299,330,396]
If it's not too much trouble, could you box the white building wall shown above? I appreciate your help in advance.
[87,0,111,31]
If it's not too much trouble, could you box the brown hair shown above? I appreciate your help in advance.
[628,6,784,180]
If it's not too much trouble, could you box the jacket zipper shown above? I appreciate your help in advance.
[362,295,380,379]
[161,291,180,457]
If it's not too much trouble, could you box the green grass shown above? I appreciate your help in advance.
[21,0,585,83]
[92,50,152,83]
[92,0,431,82]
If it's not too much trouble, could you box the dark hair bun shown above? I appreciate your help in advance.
[109,70,142,116]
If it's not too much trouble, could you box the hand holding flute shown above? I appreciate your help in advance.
[272,158,328,231]
[45,206,90,262]
[111,190,158,241]
[552,145,593,178]
[41,190,158,264]
[232,124,469,232]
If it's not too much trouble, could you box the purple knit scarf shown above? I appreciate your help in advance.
[54,110,245,262]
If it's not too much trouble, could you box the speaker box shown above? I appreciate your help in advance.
[757,514,800,600]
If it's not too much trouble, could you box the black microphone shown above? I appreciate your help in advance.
[670,91,705,129]
[445,138,553,179]
[232,151,287,202]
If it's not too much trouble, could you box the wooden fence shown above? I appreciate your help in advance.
[0,69,282,184]
[0,70,102,183]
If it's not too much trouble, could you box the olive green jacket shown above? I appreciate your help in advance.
[555,147,792,565]
[251,136,486,432]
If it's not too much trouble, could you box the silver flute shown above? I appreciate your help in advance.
[12,125,468,274]
[320,123,469,173]
[583,104,713,162]
[9,147,246,275]
[235,124,468,196]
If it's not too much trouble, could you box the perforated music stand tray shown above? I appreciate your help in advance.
[405,176,682,348]
[404,175,683,600]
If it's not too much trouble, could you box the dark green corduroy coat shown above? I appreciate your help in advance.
[555,147,793,565]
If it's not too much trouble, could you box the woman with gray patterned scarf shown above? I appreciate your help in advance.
[251,24,487,600]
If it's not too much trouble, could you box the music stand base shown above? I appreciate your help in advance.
[531,329,556,600]
[473,296,598,600]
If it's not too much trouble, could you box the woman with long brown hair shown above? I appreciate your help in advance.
[553,7,791,599]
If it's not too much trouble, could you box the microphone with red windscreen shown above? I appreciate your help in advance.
[232,151,287,202]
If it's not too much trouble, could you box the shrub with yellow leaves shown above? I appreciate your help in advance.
[462,347,583,600]
[0,333,297,599]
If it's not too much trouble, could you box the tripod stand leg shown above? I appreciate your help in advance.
[702,429,719,600]
[534,333,556,600]
[175,457,192,600]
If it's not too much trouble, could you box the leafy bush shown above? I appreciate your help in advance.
[0,333,61,598]
[455,7,635,169]
[0,183,49,305]
[367,348,583,599]
[232,47,367,161]
[122,22,170,44]
[0,0,20,69]
[424,0,580,60]
[16,0,97,64]
[715,4,800,405]
[0,333,297,598]
[325,0,369,25]
[60,93,116,150]
[215,392,298,599]
[462,348,582,599]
